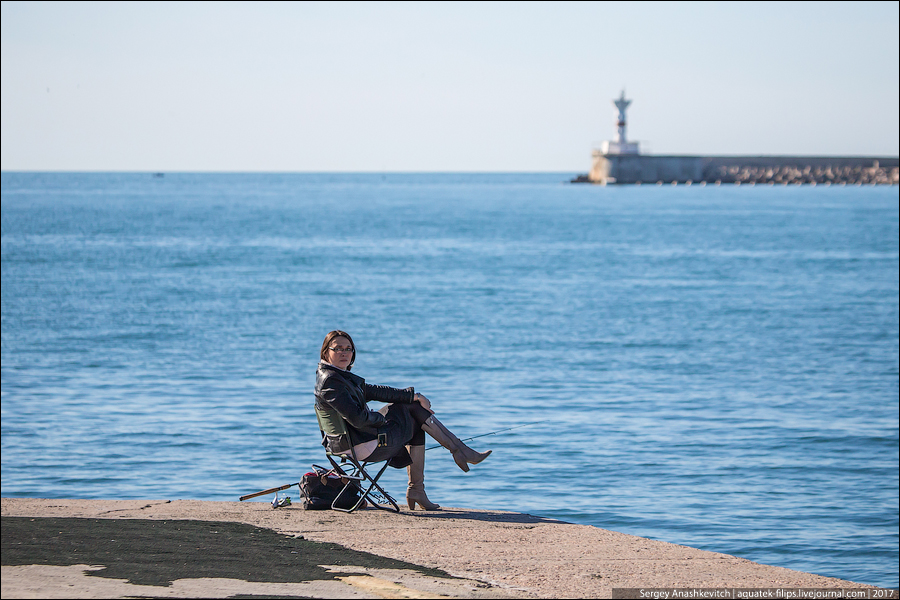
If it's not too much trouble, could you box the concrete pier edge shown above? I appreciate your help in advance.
[574,155,900,185]
[1,497,890,599]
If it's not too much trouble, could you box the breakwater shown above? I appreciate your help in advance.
[575,154,899,185]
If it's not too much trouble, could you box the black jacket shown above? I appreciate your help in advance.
[314,361,414,452]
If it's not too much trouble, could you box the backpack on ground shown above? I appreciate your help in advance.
[299,465,361,510]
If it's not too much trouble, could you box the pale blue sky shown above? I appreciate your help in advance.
[2,1,898,172]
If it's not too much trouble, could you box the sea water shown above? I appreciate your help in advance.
[1,172,897,589]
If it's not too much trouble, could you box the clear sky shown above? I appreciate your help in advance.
[2,1,898,172]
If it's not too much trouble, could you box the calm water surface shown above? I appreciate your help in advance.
[2,172,897,588]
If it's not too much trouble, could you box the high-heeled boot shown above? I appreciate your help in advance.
[421,415,491,473]
[406,444,440,510]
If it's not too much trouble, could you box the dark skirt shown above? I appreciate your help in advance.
[364,403,421,464]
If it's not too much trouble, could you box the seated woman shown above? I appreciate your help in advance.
[314,330,490,511]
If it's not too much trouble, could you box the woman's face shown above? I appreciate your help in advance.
[326,336,354,370]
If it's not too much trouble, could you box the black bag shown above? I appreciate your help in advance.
[299,466,361,510]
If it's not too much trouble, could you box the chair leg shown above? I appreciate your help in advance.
[356,461,400,513]
[326,455,399,513]
[325,457,361,512]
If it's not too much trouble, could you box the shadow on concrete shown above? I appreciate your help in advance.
[2,516,454,588]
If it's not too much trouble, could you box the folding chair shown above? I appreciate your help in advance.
[314,405,401,513]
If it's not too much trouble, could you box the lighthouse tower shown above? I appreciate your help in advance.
[601,90,640,155]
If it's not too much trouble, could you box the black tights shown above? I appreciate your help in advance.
[406,401,431,446]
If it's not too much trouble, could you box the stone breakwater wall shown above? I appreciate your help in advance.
[579,154,899,185]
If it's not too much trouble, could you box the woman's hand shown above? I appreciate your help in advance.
[414,393,434,413]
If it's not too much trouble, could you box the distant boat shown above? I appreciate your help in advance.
[152,173,164,178]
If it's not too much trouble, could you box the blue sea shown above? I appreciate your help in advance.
[2,172,898,589]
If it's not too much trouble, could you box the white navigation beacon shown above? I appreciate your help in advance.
[601,90,640,155]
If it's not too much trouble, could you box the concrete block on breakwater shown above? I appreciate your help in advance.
[573,155,899,185]
[1,497,887,598]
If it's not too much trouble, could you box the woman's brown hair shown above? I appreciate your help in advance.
[320,330,356,370]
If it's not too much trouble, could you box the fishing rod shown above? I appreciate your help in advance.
[425,421,542,451]
[240,481,300,502]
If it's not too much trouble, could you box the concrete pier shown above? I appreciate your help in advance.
[575,92,899,186]
[581,154,899,185]
[2,498,888,598]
